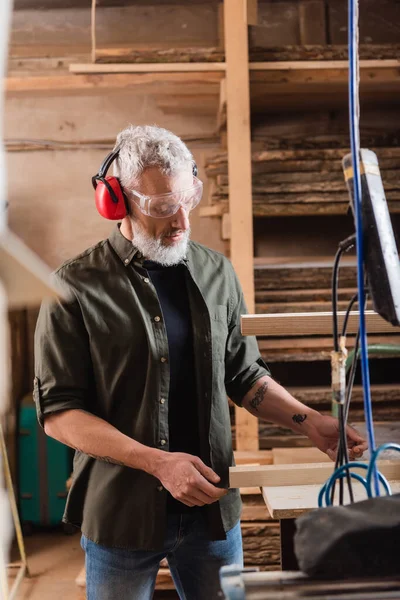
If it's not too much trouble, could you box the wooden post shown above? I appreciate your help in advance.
[246,0,258,25]
[224,0,258,451]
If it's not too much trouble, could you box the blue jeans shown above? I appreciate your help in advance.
[81,513,243,600]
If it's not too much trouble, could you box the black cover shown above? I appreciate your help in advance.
[294,494,400,579]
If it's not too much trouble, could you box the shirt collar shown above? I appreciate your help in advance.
[108,224,142,266]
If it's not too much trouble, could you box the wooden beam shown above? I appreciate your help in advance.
[234,450,272,465]
[69,62,226,73]
[5,72,223,97]
[221,213,231,241]
[246,0,258,25]
[198,205,225,218]
[230,460,400,489]
[224,0,257,452]
[249,59,400,71]
[6,61,400,98]
[241,310,396,337]
[68,59,400,75]
[217,78,227,132]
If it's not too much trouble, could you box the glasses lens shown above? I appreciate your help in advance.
[148,183,203,218]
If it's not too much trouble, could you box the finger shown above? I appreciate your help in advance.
[349,445,366,459]
[194,475,228,500]
[349,439,368,453]
[180,494,206,507]
[346,425,366,444]
[326,449,336,462]
[193,458,221,484]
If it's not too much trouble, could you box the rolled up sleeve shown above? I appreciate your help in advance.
[224,267,271,407]
[34,275,91,427]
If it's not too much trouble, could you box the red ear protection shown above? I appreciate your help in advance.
[92,148,199,220]
[92,149,127,220]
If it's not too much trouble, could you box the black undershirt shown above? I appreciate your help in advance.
[144,260,201,512]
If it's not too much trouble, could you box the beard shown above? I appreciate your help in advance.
[130,218,190,266]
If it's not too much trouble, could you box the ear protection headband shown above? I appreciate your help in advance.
[92,149,198,221]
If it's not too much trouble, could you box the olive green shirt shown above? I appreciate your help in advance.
[34,226,270,550]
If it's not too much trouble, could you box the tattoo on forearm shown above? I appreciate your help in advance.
[74,447,127,467]
[249,381,269,412]
[292,414,307,425]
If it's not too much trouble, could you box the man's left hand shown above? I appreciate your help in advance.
[306,414,368,461]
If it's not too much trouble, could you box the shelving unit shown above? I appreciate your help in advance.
[6,0,400,578]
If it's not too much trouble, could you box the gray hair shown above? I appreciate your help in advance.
[114,125,194,189]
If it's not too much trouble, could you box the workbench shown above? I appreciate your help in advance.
[230,458,400,571]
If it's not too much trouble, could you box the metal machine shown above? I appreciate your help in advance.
[220,566,400,600]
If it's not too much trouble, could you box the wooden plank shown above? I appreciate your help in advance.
[69,62,226,73]
[299,0,327,45]
[224,0,257,452]
[230,459,400,489]
[234,450,273,465]
[263,480,400,519]
[217,78,227,132]
[249,59,400,71]
[198,205,225,217]
[221,212,231,241]
[5,72,223,96]
[241,311,397,337]
[246,0,258,25]
[272,447,330,464]
[10,5,220,57]
[69,59,400,75]
[241,504,270,521]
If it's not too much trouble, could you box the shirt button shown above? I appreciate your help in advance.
[160,439,167,446]
[160,398,165,404]
[124,259,129,265]
[154,316,161,323]
[160,357,167,363]
[143,277,150,283]
[157,485,163,492]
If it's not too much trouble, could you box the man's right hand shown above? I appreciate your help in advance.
[151,452,227,507]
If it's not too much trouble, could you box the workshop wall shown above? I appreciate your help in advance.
[6,93,223,268]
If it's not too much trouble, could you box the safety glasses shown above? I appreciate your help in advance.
[129,177,203,219]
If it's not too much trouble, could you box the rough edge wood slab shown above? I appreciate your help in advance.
[241,311,397,337]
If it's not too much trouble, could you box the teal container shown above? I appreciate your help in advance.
[18,399,71,527]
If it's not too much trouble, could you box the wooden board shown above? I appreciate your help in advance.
[234,450,273,465]
[272,447,330,465]
[69,62,226,73]
[241,311,397,337]
[224,0,257,452]
[230,459,400,489]
[5,72,223,97]
[262,480,400,519]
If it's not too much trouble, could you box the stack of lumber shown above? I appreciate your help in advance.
[94,44,400,64]
[254,256,357,315]
[204,147,400,217]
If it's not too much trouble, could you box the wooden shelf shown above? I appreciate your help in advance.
[204,147,400,218]
[258,335,400,363]
[7,58,400,105]
[69,58,400,74]
[5,72,223,97]
[241,311,397,337]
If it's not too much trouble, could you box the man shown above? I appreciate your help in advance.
[35,125,367,600]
